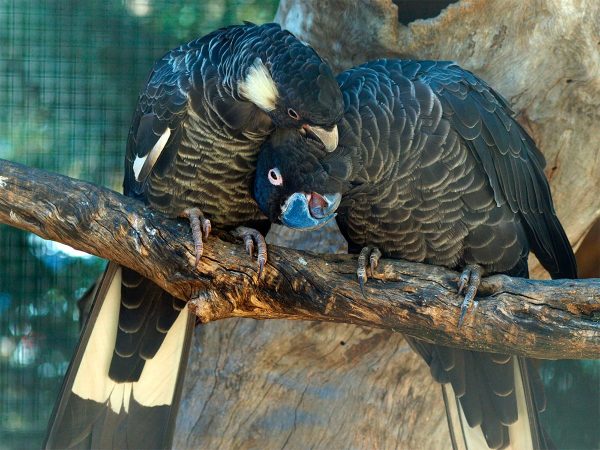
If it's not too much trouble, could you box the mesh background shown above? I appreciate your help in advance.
[0,1,276,448]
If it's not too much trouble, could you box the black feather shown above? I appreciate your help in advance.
[48,22,344,450]
[255,57,576,450]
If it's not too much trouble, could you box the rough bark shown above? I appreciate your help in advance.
[1,158,598,359]
[176,320,451,450]
[4,161,597,449]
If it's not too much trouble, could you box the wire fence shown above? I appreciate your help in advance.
[0,1,276,448]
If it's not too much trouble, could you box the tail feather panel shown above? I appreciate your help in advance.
[406,335,548,450]
[441,355,547,450]
[44,262,194,449]
[507,358,536,450]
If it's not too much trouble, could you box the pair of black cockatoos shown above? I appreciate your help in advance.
[44,23,343,449]
[254,59,577,449]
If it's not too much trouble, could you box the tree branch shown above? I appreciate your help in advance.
[1,158,598,359]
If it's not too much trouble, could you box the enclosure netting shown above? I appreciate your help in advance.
[0,1,597,449]
[0,1,276,447]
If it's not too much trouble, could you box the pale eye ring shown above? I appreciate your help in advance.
[268,168,283,186]
[287,108,300,120]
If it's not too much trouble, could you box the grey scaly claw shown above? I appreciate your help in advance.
[457,264,483,327]
[457,270,470,295]
[181,207,212,268]
[358,272,367,298]
[370,248,382,274]
[356,246,381,298]
[202,218,212,238]
[244,236,254,257]
[233,226,268,278]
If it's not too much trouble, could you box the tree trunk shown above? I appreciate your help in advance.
[175,0,600,447]
[177,321,451,449]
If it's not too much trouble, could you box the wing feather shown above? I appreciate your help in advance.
[420,62,576,278]
[124,46,195,198]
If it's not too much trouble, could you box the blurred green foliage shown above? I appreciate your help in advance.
[540,360,600,449]
[0,1,597,449]
[0,0,278,188]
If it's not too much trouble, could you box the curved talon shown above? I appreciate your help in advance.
[181,207,211,268]
[458,302,470,327]
[457,270,470,295]
[202,218,212,239]
[457,264,484,327]
[356,246,381,298]
[244,236,254,257]
[370,248,382,274]
[358,275,366,298]
[233,226,268,278]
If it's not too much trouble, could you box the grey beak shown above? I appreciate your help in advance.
[280,192,341,231]
[303,124,338,152]
[308,192,341,219]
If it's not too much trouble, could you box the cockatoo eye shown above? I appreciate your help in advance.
[287,108,300,120]
[268,168,283,186]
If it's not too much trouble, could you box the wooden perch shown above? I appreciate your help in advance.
[0,157,599,359]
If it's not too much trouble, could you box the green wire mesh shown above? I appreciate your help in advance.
[0,2,277,448]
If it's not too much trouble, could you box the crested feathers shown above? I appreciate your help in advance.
[238,57,278,112]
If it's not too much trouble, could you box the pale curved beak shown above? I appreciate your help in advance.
[302,124,338,152]
[280,192,341,230]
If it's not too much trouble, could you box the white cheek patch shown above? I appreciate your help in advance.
[133,128,171,182]
[239,58,278,112]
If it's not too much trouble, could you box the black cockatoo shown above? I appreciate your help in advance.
[253,59,577,449]
[44,22,343,449]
